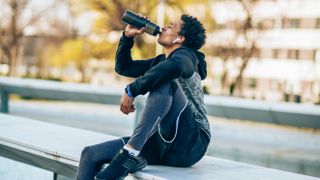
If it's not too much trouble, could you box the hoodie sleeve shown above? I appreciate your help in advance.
[128,48,195,97]
[115,32,155,78]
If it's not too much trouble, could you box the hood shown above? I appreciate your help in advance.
[167,46,207,80]
[193,50,207,80]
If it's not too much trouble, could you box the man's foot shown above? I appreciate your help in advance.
[94,149,147,180]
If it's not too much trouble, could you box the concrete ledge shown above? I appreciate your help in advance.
[136,157,319,180]
[0,113,319,180]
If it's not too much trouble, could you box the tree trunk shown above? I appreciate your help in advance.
[8,51,15,76]
[8,46,19,77]
[79,63,86,83]
[1,46,12,76]
[220,59,229,95]
[233,54,251,96]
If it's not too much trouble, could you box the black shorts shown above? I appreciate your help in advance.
[123,105,210,167]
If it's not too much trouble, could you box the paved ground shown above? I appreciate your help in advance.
[8,99,320,177]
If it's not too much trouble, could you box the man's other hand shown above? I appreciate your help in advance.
[120,93,135,115]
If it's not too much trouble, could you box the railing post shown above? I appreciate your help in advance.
[53,172,58,180]
[0,89,9,113]
[53,173,73,180]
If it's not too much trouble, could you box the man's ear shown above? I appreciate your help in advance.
[177,36,185,44]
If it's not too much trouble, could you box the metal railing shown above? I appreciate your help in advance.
[1,77,320,128]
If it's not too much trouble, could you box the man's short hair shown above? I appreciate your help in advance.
[179,14,206,50]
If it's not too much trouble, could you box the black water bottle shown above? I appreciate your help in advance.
[122,9,161,36]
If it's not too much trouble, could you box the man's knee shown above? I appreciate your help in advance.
[81,146,96,161]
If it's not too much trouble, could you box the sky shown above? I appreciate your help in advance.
[0,0,95,36]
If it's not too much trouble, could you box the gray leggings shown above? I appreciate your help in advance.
[75,81,189,180]
[128,81,187,150]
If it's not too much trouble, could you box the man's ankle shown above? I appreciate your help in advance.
[123,144,140,156]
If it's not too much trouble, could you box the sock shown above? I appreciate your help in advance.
[123,145,140,156]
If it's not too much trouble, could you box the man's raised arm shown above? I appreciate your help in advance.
[115,32,155,78]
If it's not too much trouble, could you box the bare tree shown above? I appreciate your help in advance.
[84,0,193,58]
[231,0,258,96]
[0,0,59,76]
[86,0,164,59]
[209,0,264,96]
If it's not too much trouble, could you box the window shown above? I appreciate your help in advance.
[290,19,300,28]
[258,19,274,29]
[278,49,288,59]
[288,49,299,59]
[272,49,288,59]
[298,50,315,60]
[260,49,273,59]
[281,18,287,28]
[315,50,320,62]
[252,49,260,58]
[248,78,257,89]
[300,18,317,29]
[317,18,320,29]
[282,18,300,29]
[273,49,279,59]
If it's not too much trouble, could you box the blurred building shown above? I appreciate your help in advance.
[207,0,320,104]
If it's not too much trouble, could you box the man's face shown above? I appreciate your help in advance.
[158,19,184,47]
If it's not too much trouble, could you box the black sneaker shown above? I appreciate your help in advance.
[94,149,147,180]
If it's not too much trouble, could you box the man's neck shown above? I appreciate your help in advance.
[164,45,181,58]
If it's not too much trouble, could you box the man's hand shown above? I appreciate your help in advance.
[120,93,135,115]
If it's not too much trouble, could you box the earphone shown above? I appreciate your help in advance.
[172,37,180,44]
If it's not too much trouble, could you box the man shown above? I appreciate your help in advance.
[75,13,211,180]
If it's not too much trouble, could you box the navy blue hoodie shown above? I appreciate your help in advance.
[115,33,207,97]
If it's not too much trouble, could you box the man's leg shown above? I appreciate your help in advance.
[140,81,194,164]
[75,138,127,180]
[127,81,187,151]
[140,81,210,167]
[161,106,210,167]
[95,81,188,179]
